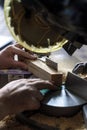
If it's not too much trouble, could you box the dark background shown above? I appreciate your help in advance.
[0,0,4,7]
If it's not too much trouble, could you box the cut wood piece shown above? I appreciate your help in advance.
[27,59,63,86]
[46,57,58,71]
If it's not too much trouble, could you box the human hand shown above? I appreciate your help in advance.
[0,43,37,70]
[0,78,56,119]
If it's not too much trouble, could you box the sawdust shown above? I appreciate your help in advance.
[29,111,86,130]
[0,115,31,130]
[0,111,86,130]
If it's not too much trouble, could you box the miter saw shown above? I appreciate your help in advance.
[4,0,87,129]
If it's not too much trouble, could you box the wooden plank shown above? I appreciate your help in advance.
[27,59,63,86]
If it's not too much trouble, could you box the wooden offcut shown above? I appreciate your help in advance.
[27,59,63,86]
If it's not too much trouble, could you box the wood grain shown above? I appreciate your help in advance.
[27,59,62,86]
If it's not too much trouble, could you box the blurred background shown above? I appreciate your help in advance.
[0,0,4,7]
[0,0,12,36]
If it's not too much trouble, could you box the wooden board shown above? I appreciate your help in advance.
[27,59,62,86]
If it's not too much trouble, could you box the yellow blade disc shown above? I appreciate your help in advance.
[4,0,68,53]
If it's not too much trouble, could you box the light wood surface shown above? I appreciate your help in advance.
[27,59,62,86]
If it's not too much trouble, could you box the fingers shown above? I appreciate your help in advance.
[14,43,34,54]
[10,60,28,70]
[14,43,24,49]
[22,97,41,111]
[29,88,44,101]
[12,45,37,60]
[2,78,57,115]
[27,78,57,90]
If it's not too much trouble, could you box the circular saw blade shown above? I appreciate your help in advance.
[4,0,68,53]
